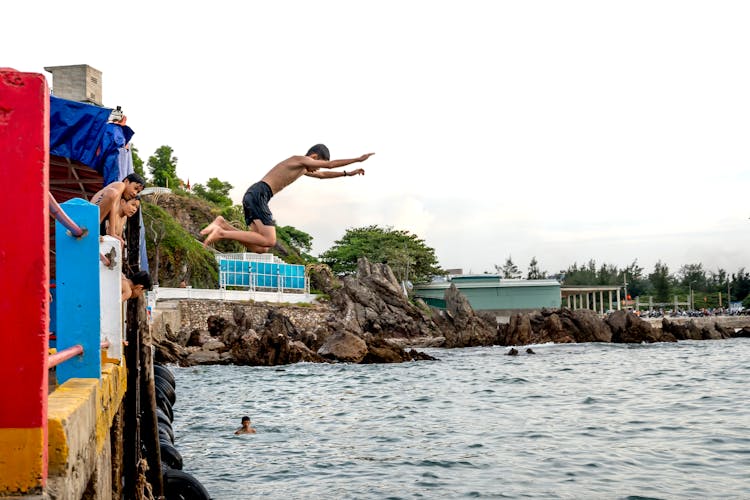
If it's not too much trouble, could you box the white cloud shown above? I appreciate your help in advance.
[5,0,749,277]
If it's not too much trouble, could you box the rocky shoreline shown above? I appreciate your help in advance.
[152,258,750,366]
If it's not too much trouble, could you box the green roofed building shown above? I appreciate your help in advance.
[413,275,561,317]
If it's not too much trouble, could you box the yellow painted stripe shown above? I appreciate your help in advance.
[0,427,44,495]
[46,362,128,473]
[96,363,127,452]
[47,378,97,475]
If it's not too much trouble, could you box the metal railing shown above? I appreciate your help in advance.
[48,344,83,368]
[49,192,86,238]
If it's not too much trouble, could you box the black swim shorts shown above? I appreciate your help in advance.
[242,181,275,226]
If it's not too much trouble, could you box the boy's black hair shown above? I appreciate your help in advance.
[123,172,146,186]
[131,270,152,290]
[306,144,330,161]
[241,416,250,423]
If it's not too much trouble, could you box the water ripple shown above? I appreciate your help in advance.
[169,338,750,499]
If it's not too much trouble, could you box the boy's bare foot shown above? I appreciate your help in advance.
[202,227,222,247]
[200,216,225,236]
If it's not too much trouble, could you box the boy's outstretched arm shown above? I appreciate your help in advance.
[300,153,375,171]
[305,168,365,179]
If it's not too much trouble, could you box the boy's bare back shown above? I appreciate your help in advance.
[260,156,311,194]
[261,152,374,194]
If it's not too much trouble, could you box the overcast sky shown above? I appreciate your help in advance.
[6,1,750,276]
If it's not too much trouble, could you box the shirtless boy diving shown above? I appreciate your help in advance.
[201,144,374,253]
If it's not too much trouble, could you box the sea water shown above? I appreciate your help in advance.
[169,339,750,499]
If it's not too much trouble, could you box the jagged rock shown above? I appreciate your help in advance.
[386,336,446,348]
[568,309,613,343]
[663,319,704,341]
[702,322,734,340]
[734,327,750,338]
[408,349,438,361]
[229,330,262,364]
[202,339,226,352]
[433,284,497,347]
[265,309,301,340]
[187,350,221,365]
[186,329,211,347]
[506,348,519,356]
[607,311,676,343]
[164,323,179,342]
[207,315,231,337]
[537,313,576,344]
[318,330,368,363]
[362,337,410,363]
[154,338,188,364]
[307,263,340,296]
[499,313,533,346]
[228,328,324,366]
[232,305,251,331]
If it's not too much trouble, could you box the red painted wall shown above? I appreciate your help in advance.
[0,69,50,464]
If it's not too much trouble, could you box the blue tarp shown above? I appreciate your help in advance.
[48,95,148,272]
[49,95,135,185]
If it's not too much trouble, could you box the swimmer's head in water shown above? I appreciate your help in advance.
[241,416,251,424]
[122,173,146,200]
[306,144,330,161]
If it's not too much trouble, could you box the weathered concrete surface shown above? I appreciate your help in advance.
[46,363,126,500]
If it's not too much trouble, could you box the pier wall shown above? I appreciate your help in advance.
[644,315,750,330]
[46,364,126,500]
[0,69,130,499]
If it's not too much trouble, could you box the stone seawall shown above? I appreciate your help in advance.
[644,316,750,330]
[153,299,332,340]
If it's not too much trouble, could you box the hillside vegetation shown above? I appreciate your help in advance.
[140,193,305,288]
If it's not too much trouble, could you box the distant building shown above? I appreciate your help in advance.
[413,274,561,316]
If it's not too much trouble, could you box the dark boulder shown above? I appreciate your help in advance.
[317,330,368,363]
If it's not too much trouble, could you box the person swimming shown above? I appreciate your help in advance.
[234,416,256,435]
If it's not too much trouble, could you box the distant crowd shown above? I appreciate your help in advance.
[628,308,748,319]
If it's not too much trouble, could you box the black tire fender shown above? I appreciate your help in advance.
[155,376,177,407]
[154,364,176,388]
[162,468,211,500]
[158,421,175,443]
[156,394,174,422]
[159,438,183,470]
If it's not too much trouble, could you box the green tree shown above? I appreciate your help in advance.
[131,146,146,180]
[193,177,234,207]
[562,260,598,285]
[649,260,673,302]
[708,268,728,292]
[595,263,619,285]
[677,263,708,292]
[148,145,180,188]
[621,260,647,297]
[496,256,521,279]
[277,225,316,263]
[320,225,442,284]
[732,268,750,302]
[527,256,546,279]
